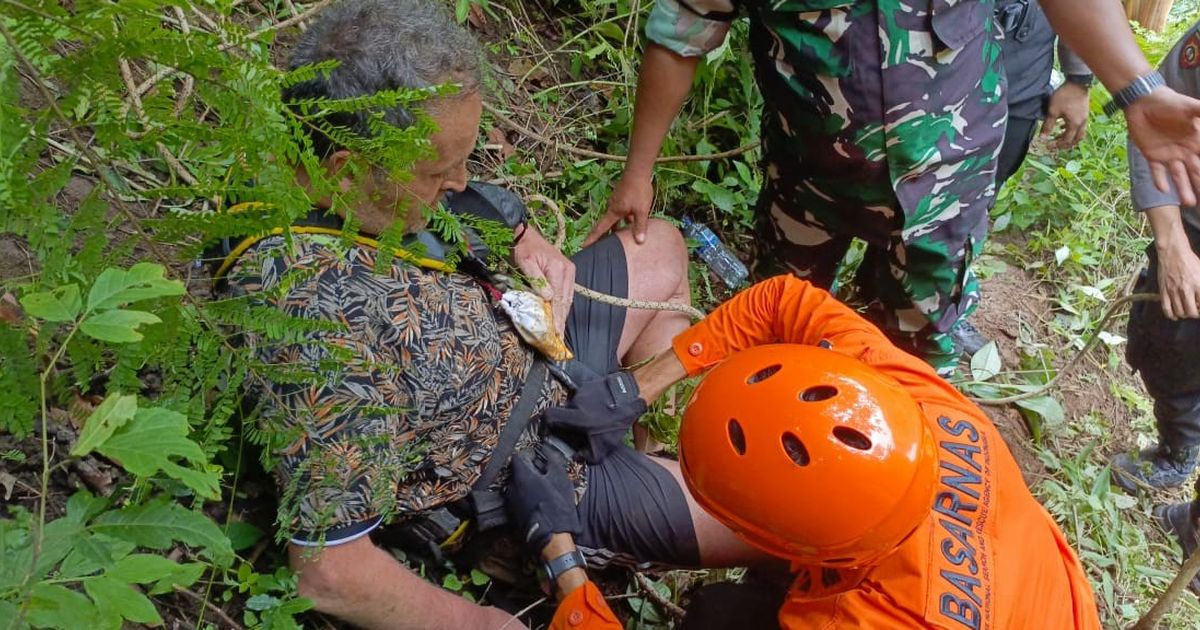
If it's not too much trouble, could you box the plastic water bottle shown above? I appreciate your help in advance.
[681,217,749,288]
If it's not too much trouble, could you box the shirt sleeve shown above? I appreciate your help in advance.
[549,581,623,630]
[671,275,969,405]
[1128,22,1200,212]
[645,0,736,57]
[1055,38,1090,77]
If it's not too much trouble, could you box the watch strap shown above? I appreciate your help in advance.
[1065,73,1094,88]
[1104,71,1165,116]
[543,549,587,582]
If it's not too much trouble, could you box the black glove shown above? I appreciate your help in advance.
[543,370,647,464]
[507,445,581,552]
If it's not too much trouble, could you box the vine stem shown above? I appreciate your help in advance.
[16,320,81,627]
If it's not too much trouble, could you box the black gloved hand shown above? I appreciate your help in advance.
[543,370,647,464]
[507,445,581,553]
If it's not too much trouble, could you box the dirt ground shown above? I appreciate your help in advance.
[970,241,1155,487]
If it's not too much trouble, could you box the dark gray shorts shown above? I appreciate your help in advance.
[563,234,700,568]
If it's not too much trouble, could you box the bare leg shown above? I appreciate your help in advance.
[647,456,784,568]
[612,219,692,365]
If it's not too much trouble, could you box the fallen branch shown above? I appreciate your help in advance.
[119,58,198,186]
[1131,541,1200,630]
[969,292,1159,406]
[633,572,686,620]
[484,101,760,164]
[130,0,334,101]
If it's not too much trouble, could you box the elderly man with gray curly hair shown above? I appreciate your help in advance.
[214,0,778,628]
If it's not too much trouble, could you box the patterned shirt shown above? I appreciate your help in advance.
[224,233,567,542]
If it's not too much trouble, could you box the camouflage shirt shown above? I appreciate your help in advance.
[647,0,1007,237]
[224,233,568,542]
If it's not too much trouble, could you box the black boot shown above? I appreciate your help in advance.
[951,319,989,357]
[1112,443,1200,493]
[1153,500,1200,594]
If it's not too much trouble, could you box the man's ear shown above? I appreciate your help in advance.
[323,149,355,193]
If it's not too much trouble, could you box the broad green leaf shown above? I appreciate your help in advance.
[87,263,185,311]
[969,342,1001,382]
[147,562,206,596]
[27,583,99,629]
[70,393,137,456]
[19,285,81,322]
[65,491,111,524]
[1016,396,1065,444]
[97,406,220,498]
[0,518,86,591]
[108,553,189,585]
[442,573,463,591]
[90,499,233,566]
[58,533,133,580]
[85,575,163,626]
[0,600,22,630]
[80,309,161,343]
[225,521,265,551]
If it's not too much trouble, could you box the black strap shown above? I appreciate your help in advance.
[468,359,548,531]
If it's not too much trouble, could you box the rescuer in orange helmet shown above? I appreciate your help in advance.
[509,275,1101,629]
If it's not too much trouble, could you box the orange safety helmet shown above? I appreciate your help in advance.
[679,344,938,568]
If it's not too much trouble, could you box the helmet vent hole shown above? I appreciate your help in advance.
[781,432,809,466]
[728,419,747,455]
[746,364,783,384]
[833,427,872,451]
[800,385,838,402]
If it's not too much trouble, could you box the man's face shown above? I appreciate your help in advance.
[360,92,482,232]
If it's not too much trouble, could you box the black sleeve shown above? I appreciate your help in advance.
[444,182,528,229]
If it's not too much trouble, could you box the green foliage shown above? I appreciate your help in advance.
[0,0,447,623]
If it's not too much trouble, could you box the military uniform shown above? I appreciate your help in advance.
[648,0,1007,372]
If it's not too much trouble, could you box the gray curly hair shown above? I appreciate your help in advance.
[284,0,483,157]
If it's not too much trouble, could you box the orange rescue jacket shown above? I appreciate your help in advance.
[552,276,1102,630]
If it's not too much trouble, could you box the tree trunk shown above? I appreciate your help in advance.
[1125,0,1177,33]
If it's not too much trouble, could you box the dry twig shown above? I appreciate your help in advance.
[633,572,686,620]
[484,102,760,164]
[174,587,246,630]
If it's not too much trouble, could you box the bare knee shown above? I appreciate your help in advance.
[619,218,689,296]
[290,543,362,613]
[642,218,688,263]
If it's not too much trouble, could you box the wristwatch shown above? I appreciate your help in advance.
[543,549,587,582]
[1065,74,1094,88]
[1103,71,1166,116]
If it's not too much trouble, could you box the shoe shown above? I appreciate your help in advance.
[1154,501,1200,594]
[951,320,989,357]
[1111,443,1200,493]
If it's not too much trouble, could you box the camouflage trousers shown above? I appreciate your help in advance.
[753,127,988,374]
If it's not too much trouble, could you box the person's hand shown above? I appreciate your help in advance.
[584,171,654,246]
[1157,242,1200,320]
[512,225,575,334]
[1041,82,1090,151]
[544,371,647,464]
[507,446,581,553]
[1125,87,1200,207]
